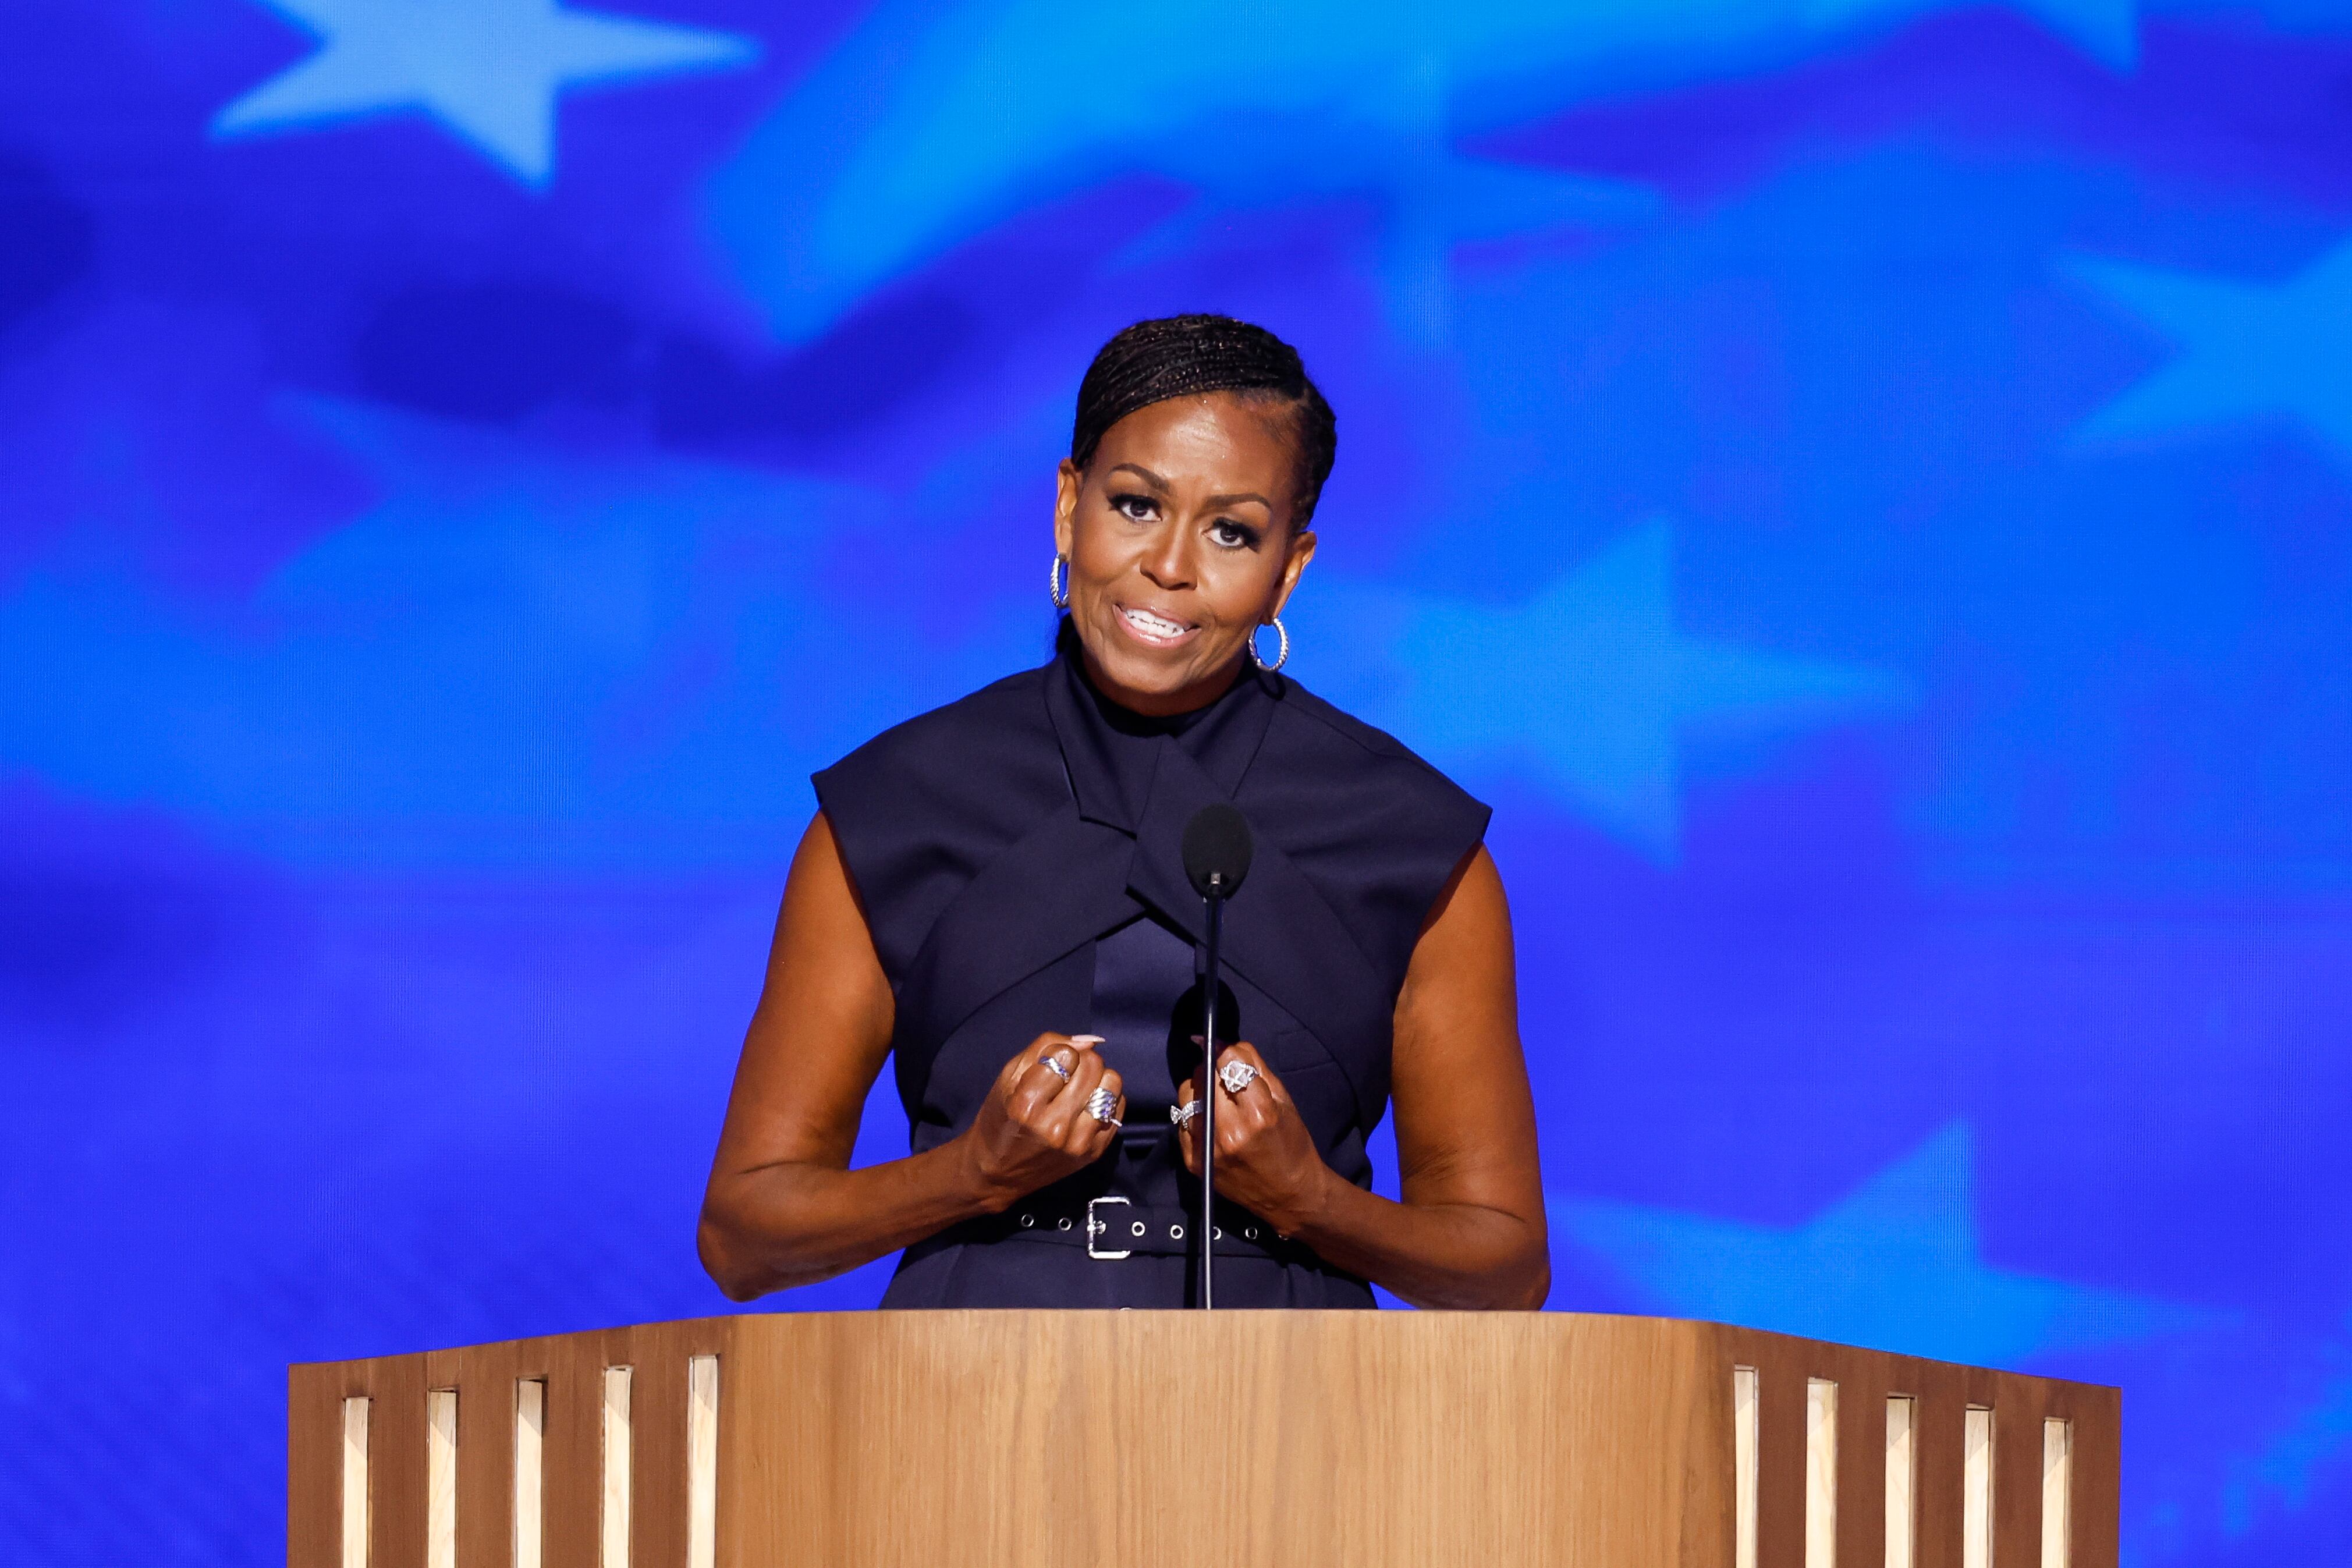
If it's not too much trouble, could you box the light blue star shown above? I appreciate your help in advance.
[212,0,758,186]
[1554,1123,2216,1366]
[2067,238,2352,464]
[1296,521,1913,861]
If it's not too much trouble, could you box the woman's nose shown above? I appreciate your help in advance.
[1139,526,1195,590]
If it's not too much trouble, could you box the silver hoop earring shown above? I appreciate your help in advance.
[1249,618,1289,673]
[1049,553,1070,609]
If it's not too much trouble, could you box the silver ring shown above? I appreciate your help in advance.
[1169,1100,1200,1129]
[1086,1086,1120,1126]
[1040,1052,1073,1083]
[1218,1060,1259,1096]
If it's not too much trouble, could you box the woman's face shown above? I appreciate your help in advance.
[1053,392,1318,716]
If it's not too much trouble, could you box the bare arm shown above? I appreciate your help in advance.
[697,813,1124,1300]
[1182,846,1550,1309]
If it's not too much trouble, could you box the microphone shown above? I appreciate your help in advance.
[1182,803,1254,900]
[1180,803,1254,1310]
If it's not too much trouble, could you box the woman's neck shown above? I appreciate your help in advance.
[1072,640,1246,721]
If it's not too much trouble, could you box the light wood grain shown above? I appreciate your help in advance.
[339,1397,368,1568]
[687,1356,719,1568]
[1736,1365,1761,1568]
[1805,1379,1838,1568]
[424,1389,456,1568]
[288,1313,2119,1568]
[600,1365,631,1568]
[2041,1418,2071,1568]
[1886,1396,1916,1568]
[514,1379,543,1568]
[1963,1406,1994,1568]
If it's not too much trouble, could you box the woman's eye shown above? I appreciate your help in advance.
[1209,520,1260,550]
[1111,493,1157,522]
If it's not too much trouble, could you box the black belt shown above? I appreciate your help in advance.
[920,1195,1301,1262]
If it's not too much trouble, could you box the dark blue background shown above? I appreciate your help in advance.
[4,1,2349,1562]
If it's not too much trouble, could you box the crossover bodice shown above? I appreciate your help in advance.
[813,632,1488,1308]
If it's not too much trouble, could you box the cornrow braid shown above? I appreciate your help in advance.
[1070,314,1338,525]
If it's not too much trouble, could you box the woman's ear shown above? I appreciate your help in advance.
[1053,459,1083,558]
[1271,528,1317,618]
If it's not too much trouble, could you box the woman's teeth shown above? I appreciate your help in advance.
[1120,606,1191,640]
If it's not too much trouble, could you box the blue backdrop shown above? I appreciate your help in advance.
[5,1,2350,1562]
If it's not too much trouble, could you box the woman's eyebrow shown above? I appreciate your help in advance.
[1204,491,1271,510]
[1108,463,1170,491]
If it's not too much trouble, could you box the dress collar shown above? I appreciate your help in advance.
[1044,627,1279,833]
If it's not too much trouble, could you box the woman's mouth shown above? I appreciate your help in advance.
[1116,604,1198,648]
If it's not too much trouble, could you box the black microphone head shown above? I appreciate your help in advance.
[1182,803,1254,899]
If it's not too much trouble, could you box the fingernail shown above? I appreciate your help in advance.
[1069,1034,1104,1048]
[1189,1034,1204,1045]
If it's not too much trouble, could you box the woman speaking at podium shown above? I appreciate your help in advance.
[700,317,1548,1311]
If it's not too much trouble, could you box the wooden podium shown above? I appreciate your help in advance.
[290,1312,2117,1568]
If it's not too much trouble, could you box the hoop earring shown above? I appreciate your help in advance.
[1049,553,1070,609]
[1248,618,1289,673]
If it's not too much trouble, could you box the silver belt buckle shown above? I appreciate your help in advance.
[1085,1195,1133,1260]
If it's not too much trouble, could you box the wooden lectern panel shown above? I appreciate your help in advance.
[291,1312,2118,1568]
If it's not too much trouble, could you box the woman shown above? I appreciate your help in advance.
[698,315,1547,1310]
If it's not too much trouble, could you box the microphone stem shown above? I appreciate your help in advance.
[1200,888,1224,1311]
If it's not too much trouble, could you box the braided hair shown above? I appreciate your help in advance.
[1070,315,1338,526]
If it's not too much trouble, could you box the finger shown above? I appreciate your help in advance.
[1095,1069,1127,1138]
[1173,1074,1201,1172]
[1212,1044,1272,1109]
[1045,1049,1108,1144]
[1077,1069,1127,1153]
[1008,1039,1078,1120]
[1234,1044,1297,1117]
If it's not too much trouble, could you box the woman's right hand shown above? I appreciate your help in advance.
[957,1033,1126,1209]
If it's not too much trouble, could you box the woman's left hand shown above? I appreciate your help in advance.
[1175,1043,1332,1233]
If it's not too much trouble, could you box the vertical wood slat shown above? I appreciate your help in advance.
[1804,1380,1838,1568]
[1758,1353,1810,1568]
[365,1355,430,1568]
[601,1365,634,1568]
[542,1339,604,1568]
[1734,1367,1761,1568]
[1963,1407,1995,1568]
[340,1397,371,1568]
[444,1344,514,1568]
[1912,1382,1963,1568]
[425,1390,457,1568]
[627,1330,691,1568]
[2041,1420,2071,1568]
[515,1380,545,1568]
[687,1357,720,1568]
[1832,1363,1886,1568]
[1886,1397,1917,1568]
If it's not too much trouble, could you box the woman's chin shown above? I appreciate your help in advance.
[1083,633,1235,710]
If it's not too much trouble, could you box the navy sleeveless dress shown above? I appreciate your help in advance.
[813,632,1488,1308]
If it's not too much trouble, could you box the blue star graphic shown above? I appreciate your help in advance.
[1297,521,1913,861]
[2067,238,2352,465]
[212,0,758,186]
[1553,1123,2216,1365]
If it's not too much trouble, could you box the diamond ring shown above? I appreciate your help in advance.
[1218,1060,1260,1096]
[1086,1086,1121,1126]
[1169,1099,1200,1129]
[1039,1051,1073,1083]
